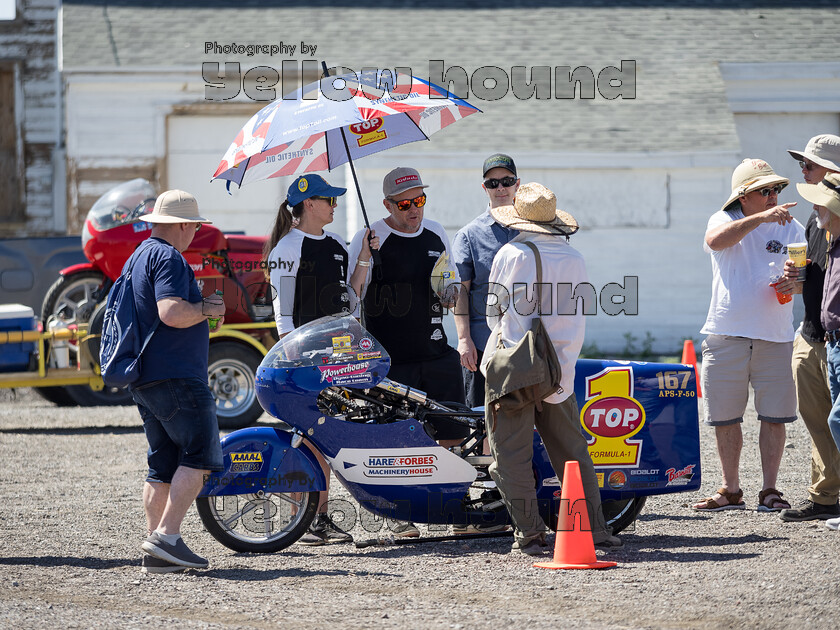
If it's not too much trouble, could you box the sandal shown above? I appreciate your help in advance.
[758,488,790,512]
[692,487,746,511]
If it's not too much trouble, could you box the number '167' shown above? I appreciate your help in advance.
[656,370,690,390]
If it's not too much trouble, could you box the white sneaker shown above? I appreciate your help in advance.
[825,516,840,531]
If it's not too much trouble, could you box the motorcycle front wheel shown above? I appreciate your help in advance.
[196,490,319,553]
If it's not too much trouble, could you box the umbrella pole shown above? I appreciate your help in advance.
[338,130,381,266]
[321,62,380,266]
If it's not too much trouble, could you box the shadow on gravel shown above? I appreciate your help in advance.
[607,532,786,563]
[628,533,786,549]
[0,556,137,569]
[198,566,402,580]
[0,425,143,435]
[637,513,709,522]
[614,548,761,563]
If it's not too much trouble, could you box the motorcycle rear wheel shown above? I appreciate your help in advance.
[601,496,647,535]
[196,491,319,553]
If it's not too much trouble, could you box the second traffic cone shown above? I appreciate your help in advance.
[681,339,702,397]
[533,461,617,570]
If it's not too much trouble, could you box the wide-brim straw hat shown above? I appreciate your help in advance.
[144,189,212,224]
[721,158,789,213]
[796,173,840,218]
[490,182,578,236]
[788,134,840,172]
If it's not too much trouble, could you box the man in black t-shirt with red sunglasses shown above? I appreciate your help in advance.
[349,168,465,430]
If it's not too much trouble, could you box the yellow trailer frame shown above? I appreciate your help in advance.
[0,322,275,390]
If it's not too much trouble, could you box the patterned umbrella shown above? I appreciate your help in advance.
[212,69,481,189]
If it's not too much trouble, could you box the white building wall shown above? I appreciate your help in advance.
[64,68,840,353]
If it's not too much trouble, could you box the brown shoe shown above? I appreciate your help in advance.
[692,487,745,511]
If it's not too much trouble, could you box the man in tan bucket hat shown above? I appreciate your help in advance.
[795,172,840,531]
[695,159,805,513]
[122,190,227,572]
[481,182,622,556]
[779,135,840,523]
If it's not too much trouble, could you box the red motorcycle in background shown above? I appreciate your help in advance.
[39,179,275,423]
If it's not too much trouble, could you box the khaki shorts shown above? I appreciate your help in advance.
[701,335,797,426]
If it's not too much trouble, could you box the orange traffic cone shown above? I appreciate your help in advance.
[534,461,617,570]
[681,339,702,397]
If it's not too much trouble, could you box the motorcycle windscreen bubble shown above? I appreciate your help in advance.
[87,178,156,231]
[261,314,390,369]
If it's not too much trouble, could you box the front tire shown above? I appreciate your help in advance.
[196,491,319,553]
[36,271,129,406]
[208,342,264,430]
[40,270,106,327]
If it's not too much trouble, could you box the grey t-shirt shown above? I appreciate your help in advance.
[452,208,518,349]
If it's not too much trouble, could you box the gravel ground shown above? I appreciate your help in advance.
[1,386,839,630]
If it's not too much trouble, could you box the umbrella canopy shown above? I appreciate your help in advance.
[212,70,481,189]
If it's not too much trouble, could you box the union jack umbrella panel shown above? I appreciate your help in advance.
[212,70,481,189]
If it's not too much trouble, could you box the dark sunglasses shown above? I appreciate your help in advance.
[484,176,518,189]
[758,185,783,197]
[311,196,337,206]
[799,160,817,172]
[389,194,427,211]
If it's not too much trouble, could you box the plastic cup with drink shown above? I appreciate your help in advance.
[788,242,807,281]
[207,290,224,328]
[769,262,792,305]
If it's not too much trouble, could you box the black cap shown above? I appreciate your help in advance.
[482,153,517,177]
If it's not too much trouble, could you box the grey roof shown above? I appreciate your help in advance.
[62,1,840,154]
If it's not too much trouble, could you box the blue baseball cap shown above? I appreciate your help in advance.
[287,175,347,206]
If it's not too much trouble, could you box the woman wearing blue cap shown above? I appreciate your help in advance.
[263,174,378,545]
[264,174,376,334]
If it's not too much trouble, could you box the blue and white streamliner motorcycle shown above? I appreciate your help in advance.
[196,315,701,552]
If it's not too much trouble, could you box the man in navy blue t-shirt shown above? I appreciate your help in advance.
[130,190,226,573]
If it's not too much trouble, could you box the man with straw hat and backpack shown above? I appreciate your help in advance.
[481,182,621,556]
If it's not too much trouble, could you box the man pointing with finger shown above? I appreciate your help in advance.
[693,159,805,513]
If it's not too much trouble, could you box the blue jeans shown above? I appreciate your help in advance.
[132,377,224,483]
[825,341,840,452]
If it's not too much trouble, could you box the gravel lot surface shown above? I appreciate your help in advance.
[1,386,839,630]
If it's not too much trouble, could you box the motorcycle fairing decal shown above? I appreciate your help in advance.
[327,447,476,486]
[580,366,646,468]
[317,361,371,386]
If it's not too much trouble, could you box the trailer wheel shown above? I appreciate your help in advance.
[209,342,264,430]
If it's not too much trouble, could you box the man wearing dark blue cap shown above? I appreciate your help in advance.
[453,154,520,407]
